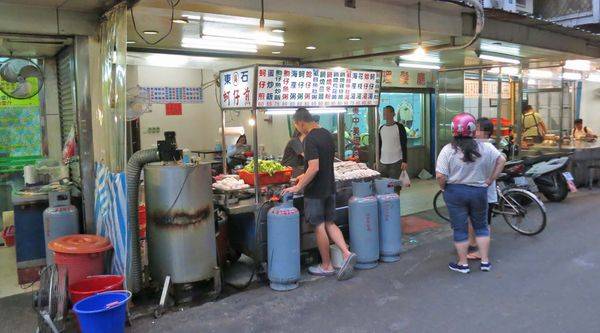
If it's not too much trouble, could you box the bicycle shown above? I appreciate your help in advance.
[433,182,547,236]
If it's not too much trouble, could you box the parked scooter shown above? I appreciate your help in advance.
[523,154,571,202]
[501,152,571,202]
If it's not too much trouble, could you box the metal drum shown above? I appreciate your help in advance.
[348,181,379,269]
[267,195,300,291]
[374,179,402,263]
[144,163,217,285]
[43,191,79,265]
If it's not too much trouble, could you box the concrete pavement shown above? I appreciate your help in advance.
[130,189,600,333]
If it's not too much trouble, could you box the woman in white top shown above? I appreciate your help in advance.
[436,113,505,274]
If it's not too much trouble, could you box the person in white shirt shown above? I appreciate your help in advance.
[571,118,597,141]
[378,105,408,180]
[467,117,501,260]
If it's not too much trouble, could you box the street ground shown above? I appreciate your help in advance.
[130,189,600,333]
[2,189,599,332]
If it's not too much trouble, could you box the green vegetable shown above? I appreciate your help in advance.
[243,159,286,176]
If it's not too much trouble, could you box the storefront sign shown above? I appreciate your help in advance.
[255,66,381,108]
[219,67,255,109]
[381,69,432,88]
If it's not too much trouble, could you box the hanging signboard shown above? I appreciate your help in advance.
[255,66,381,108]
[219,66,255,109]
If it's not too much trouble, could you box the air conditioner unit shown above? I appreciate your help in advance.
[482,0,533,14]
[515,0,533,14]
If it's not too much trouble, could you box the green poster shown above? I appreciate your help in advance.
[0,89,42,158]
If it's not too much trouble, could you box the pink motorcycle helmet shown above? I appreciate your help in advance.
[451,113,477,138]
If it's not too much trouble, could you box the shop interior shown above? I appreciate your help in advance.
[0,35,89,298]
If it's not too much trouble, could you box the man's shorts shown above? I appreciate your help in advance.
[304,194,336,226]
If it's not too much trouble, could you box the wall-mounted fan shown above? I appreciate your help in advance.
[0,58,44,99]
[127,85,152,120]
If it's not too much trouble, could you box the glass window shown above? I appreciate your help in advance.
[378,92,425,147]
[344,107,370,160]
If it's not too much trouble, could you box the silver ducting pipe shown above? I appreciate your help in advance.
[126,148,160,293]
[438,0,484,51]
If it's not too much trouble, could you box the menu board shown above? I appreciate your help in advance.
[255,66,381,108]
[220,67,255,109]
[464,80,511,99]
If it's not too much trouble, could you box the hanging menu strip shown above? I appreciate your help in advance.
[255,66,381,108]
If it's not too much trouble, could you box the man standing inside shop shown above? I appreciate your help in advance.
[378,105,408,180]
[282,108,357,281]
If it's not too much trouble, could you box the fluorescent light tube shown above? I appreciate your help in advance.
[478,53,520,65]
[563,72,582,80]
[202,26,284,43]
[181,38,257,53]
[400,54,440,63]
[202,35,284,47]
[586,73,600,82]
[564,60,591,71]
[397,62,440,70]
[527,69,553,79]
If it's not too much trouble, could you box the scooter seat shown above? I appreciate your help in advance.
[523,153,566,166]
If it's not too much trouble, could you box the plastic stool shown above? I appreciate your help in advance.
[588,165,600,189]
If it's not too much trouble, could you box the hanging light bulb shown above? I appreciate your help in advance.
[413,45,426,57]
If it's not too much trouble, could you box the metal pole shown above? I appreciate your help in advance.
[515,73,523,159]
[252,108,260,204]
[220,109,227,175]
[373,106,380,168]
[558,67,564,150]
[496,74,502,144]
[251,66,260,205]
[478,68,483,119]
[338,111,346,160]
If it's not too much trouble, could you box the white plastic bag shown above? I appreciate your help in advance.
[399,170,411,187]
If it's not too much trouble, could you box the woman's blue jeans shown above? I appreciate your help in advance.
[443,184,490,242]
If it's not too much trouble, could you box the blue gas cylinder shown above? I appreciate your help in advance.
[267,195,300,291]
[349,181,379,269]
[374,179,402,263]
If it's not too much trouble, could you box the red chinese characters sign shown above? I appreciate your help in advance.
[219,67,254,109]
[255,66,381,108]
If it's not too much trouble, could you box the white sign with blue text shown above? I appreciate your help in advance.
[219,67,255,109]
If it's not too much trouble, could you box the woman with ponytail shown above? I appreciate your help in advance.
[435,113,506,274]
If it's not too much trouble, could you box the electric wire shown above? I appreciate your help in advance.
[417,2,422,46]
[130,0,180,45]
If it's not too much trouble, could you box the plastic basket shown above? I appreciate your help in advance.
[238,168,292,186]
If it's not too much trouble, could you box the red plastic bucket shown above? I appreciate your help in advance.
[48,235,113,286]
[69,275,125,304]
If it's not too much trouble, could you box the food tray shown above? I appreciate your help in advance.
[238,168,292,186]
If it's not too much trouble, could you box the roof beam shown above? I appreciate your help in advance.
[464,14,600,58]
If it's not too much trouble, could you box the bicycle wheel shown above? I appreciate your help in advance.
[499,188,547,236]
[433,190,451,222]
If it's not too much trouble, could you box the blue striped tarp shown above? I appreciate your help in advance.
[94,163,128,286]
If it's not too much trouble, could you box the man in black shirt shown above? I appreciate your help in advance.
[283,108,357,281]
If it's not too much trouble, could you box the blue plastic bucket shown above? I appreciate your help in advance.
[73,290,131,333]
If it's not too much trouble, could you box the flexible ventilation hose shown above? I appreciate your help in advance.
[126,148,160,293]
